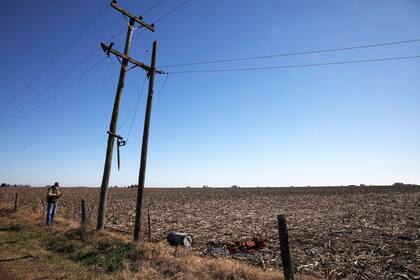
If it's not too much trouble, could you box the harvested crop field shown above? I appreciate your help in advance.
[1,186,418,279]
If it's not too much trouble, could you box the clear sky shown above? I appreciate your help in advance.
[0,0,419,187]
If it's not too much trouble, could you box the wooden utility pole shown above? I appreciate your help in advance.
[97,1,155,230]
[277,214,294,280]
[133,41,157,241]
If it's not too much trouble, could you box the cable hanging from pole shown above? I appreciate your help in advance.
[0,0,190,134]
[159,38,420,68]
[0,5,109,114]
[167,54,420,74]
[153,74,170,107]
[0,57,105,136]
[126,75,148,143]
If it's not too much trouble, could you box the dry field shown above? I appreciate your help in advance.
[1,186,418,279]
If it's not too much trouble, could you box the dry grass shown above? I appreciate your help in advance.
[1,185,418,279]
[132,242,283,280]
[0,207,318,280]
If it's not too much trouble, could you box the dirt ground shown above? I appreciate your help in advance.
[0,207,315,280]
[0,185,419,279]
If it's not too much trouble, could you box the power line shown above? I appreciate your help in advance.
[157,74,169,96]
[130,0,191,41]
[0,0,192,133]
[153,0,191,24]
[143,0,166,16]
[0,0,177,128]
[160,38,420,68]
[2,0,190,124]
[167,55,420,74]
[126,75,147,142]
[0,58,105,136]
[0,48,102,129]
[153,74,169,106]
[0,5,109,114]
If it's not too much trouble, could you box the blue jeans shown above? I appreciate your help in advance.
[46,202,57,225]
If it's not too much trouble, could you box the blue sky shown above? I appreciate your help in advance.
[0,0,419,187]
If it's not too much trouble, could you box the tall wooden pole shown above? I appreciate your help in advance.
[97,18,135,230]
[277,214,294,280]
[134,41,157,241]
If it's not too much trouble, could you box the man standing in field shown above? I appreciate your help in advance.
[46,182,63,226]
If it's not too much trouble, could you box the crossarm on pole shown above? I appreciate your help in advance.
[111,1,155,32]
[101,42,151,72]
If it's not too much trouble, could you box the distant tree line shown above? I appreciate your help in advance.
[108,185,137,188]
[392,182,419,187]
[1,183,31,188]
[344,183,419,188]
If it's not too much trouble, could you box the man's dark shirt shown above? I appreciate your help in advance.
[47,187,61,203]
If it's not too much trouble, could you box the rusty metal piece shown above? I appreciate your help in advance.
[206,238,270,267]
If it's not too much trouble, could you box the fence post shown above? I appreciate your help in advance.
[147,206,151,242]
[277,214,294,280]
[81,199,87,224]
[13,193,19,212]
[81,199,87,241]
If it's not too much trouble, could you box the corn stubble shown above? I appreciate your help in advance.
[1,185,418,279]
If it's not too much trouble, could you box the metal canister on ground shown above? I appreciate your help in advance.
[167,232,193,247]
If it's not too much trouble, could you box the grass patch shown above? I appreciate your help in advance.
[0,209,289,280]
[80,240,139,272]
[46,238,81,255]
[45,235,141,272]
[0,223,23,232]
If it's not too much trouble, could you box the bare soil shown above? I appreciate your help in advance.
[1,185,418,279]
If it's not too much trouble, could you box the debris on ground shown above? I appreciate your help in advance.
[204,238,277,267]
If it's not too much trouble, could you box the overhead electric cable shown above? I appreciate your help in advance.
[153,0,191,24]
[0,5,109,114]
[142,0,166,16]
[160,38,420,68]
[0,58,105,136]
[1,0,191,133]
[0,0,171,127]
[126,75,147,142]
[131,0,191,41]
[3,0,190,124]
[168,55,420,74]
[153,74,169,106]
[0,48,103,128]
